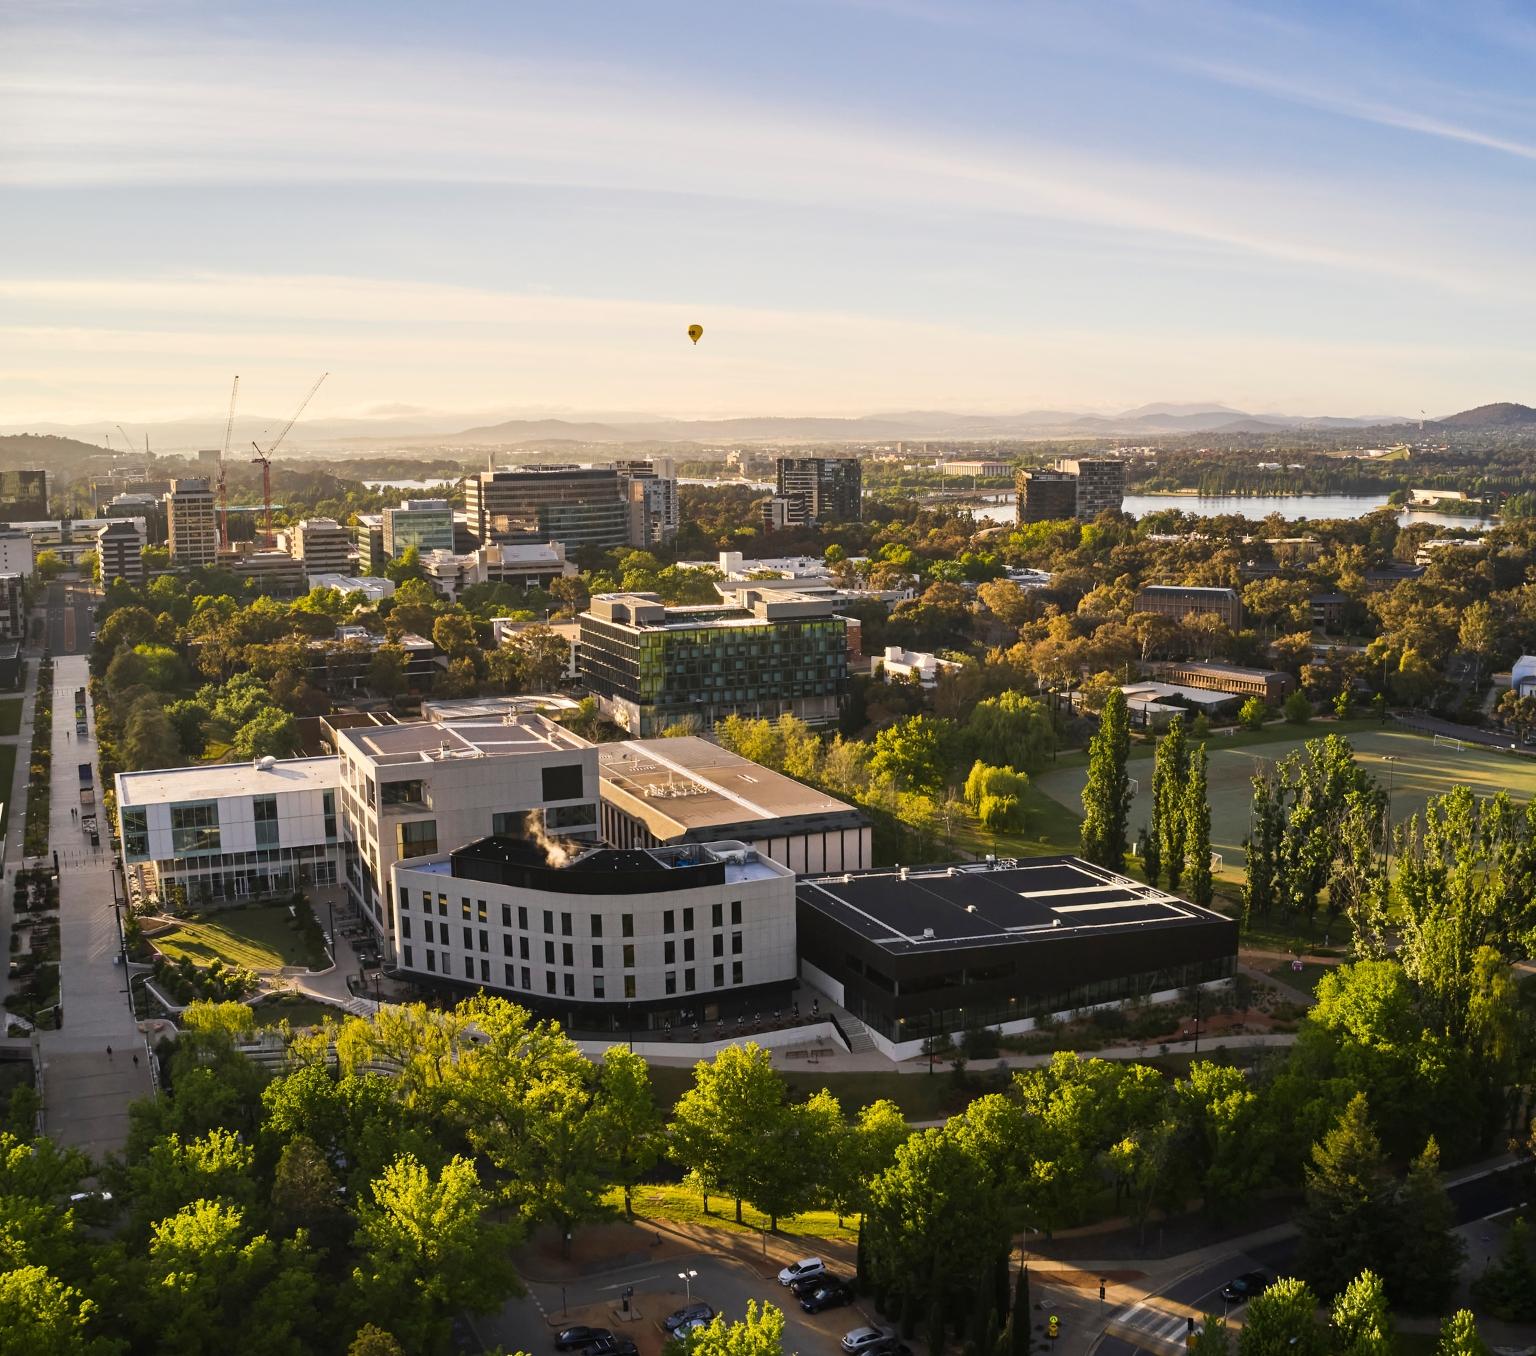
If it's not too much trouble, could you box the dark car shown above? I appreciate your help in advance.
[801,1281,855,1314]
[790,1270,840,1297]
[579,1339,637,1356]
[1220,1272,1270,1304]
[663,1304,715,1333]
[555,1329,611,1351]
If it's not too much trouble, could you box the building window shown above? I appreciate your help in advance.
[478,900,487,922]
[253,795,279,847]
[564,973,575,997]
[624,975,636,999]
[593,975,605,1000]
[544,940,555,964]
[382,779,427,806]
[666,972,677,996]
[491,810,527,836]
[399,886,410,912]
[711,903,723,928]
[560,912,572,936]
[562,943,573,967]
[683,938,695,962]
[503,935,513,956]
[323,789,337,840]
[731,900,742,925]
[502,903,511,928]
[622,944,635,968]
[713,964,724,988]
[463,927,473,948]
[664,940,675,965]
[685,968,696,992]
[505,964,515,987]
[663,910,675,934]
[546,972,556,994]
[521,966,531,989]
[732,961,743,984]
[422,891,432,911]
[437,894,447,916]
[461,899,471,920]
[546,802,596,830]
[592,945,604,968]
[403,945,413,967]
[401,917,411,939]
[480,959,490,982]
[731,932,742,955]
[712,935,724,958]
[590,914,602,937]
[465,956,475,979]
[121,807,149,860]
[542,764,584,801]
[519,937,529,960]
[682,907,694,931]
[169,802,220,855]
[517,905,528,929]
[479,930,489,953]
[426,951,436,973]
[543,910,554,934]
[622,914,634,938]
[396,819,438,859]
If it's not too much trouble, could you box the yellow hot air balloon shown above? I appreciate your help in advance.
[687,324,703,345]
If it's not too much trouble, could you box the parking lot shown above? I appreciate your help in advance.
[470,1251,888,1356]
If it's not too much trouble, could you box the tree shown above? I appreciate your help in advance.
[1329,1270,1392,1356]
[1471,1216,1536,1321]
[368,645,409,699]
[1283,690,1312,724]
[1299,1094,1393,1299]
[1189,1318,1230,1356]
[1334,689,1354,720]
[684,1301,786,1356]
[1238,697,1268,730]
[595,1047,664,1218]
[0,1265,115,1356]
[1183,744,1212,906]
[351,1154,521,1356]
[870,716,955,797]
[1150,717,1189,889]
[271,1133,342,1235]
[1080,687,1131,869]
[1388,1137,1463,1312]
[1435,1310,1491,1356]
[231,706,299,759]
[1007,1263,1031,1356]
[670,1043,787,1222]
[430,611,479,663]
[348,1327,407,1356]
[830,1099,910,1225]
[382,545,425,584]
[963,692,1055,772]
[1237,1277,1324,1356]
[122,696,181,771]
[123,1127,257,1237]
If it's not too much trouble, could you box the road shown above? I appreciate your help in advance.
[45,579,97,656]
[1093,1162,1528,1355]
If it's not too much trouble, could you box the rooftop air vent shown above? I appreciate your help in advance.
[921,927,935,940]
[254,755,277,771]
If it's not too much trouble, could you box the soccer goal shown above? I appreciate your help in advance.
[1128,777,1140,796]
[1210,851,1223,872]
[1432,734,1466,752]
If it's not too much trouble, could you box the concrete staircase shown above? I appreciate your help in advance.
[838,1014,877,1053]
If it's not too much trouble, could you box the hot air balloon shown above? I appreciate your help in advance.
[687,324,703,345]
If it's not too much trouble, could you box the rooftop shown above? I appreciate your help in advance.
[797,855,1231,955]
[402,836,783,889]
[598,737,865,836]
[116,755,339,806]
[1139,584,1240,597]
[337,712,588,767]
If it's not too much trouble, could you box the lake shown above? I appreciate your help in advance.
[364,478,460,491]
[969,492,1496,530]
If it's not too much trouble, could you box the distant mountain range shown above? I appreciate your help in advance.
[16,401,1536,453]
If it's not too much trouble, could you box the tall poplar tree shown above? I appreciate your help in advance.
[1183,744,1212,906]
[1080,687,1131,869]
[1151,716,1189,889]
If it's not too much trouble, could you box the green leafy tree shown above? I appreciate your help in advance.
[963,692,1055,772]
[271,1134,342,1237]
[1333,689,1354,720]
[1434,1310,1491,1356]
[870,716,955,797]
[1080,687,1131,868]
[1183,743,1212,906]
[830,1099,909,1225]
[683,1301,785,1356]
[1299,1094,1393,1299]
[1237,1277,1324,1356]
[1330,1269,1392,1356]
[1389,1137,1463,1312]
[122,1128,257,1237]
[1471,1216,1536,1321]
[670,1043,787,1222]
[1238,696,1267,730]
[0,1265,116,1356]
[1151,716,1188,889]
[347,1327,407,1356]
[351,1154,521,1356]
[1189,1317,1229,1356]
[595,1047,664,1218]
[231,706,299,759]
[1007,1264,1031,1356]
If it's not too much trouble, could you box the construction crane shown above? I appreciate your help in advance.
[251,372,328,546]
[218,375,240,550]
[115,424,134,458]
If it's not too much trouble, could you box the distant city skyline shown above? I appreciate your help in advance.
[5,1,1536,423]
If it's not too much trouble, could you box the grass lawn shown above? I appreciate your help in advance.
[1033,724,1536,883]
[0,697,21,737]
[646,1061,978,1121]
[252,996,346,1028]
[153,903,329,972]
[603,1182,859,1241]
[0,743,15,837]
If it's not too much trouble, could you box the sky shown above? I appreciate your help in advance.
[4,0,1536,427]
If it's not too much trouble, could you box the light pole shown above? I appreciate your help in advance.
[678,1269,697,1304]
[1381,755,1400,869]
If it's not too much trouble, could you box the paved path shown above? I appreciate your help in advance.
[0,657,38,1017]
[37,653,151,1158]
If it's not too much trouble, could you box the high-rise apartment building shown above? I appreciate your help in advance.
[763,457,862,529]
[96,518,146,586]
[164,478,219,567]
[353,515,385,574]
[616,458,680,546]
[466,466,629,550]
[382,499,455,559]
[291,518,355,576]
[1015,470,1079,523]
[0,471,49,521]
[1056,458,1125,518]
[578,591,850,735]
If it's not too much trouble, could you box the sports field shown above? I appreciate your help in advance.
[1033,726,1536,881]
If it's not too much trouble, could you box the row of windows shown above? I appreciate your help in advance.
[400,948,747,998]
[400,915,745,967]
[400,889,743,933]
[122,793,336,862]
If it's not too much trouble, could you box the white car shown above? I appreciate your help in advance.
[842,1330,891,1355]
[778,1257,825,1287]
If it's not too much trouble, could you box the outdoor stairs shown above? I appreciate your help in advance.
[838,1015,877,1053]
[338,996,380,1018]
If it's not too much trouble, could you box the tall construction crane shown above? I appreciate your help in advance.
[115,424,134,457]
[218,375,240,550]
[251,372,328,546]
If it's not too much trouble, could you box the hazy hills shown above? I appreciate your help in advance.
[1434,402,1536,428]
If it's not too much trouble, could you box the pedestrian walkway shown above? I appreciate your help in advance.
[37,655,151,1155]
[0,657,38,1020]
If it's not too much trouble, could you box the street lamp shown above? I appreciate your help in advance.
[678,1270,697,1303]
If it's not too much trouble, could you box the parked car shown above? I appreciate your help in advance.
[778,1257,825,1287]
[789,1270,839,1297]
[1220,1272,1270,1303]
[578,1339,636,1356]
[800,1281,855,1314]
[841,1328,893,1354]
[672,1319,712,1340]
[555,1328,611,1351]
[663,1304,715,1333]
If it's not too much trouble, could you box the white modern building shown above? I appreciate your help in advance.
[96,518,145,586]
[335,713,600,936]
[389,835,796,1028]
[876,646,963,689]
[115,756,342,905]
[420,541,575,600]
[165,478,219,567]
[620,458,680,546]
[1511,655,1536,697]
[0,526,34,577]
[597,737,871,874]
[305,573,396,603]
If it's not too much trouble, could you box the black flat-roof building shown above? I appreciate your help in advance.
[796,855,1236,1053]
